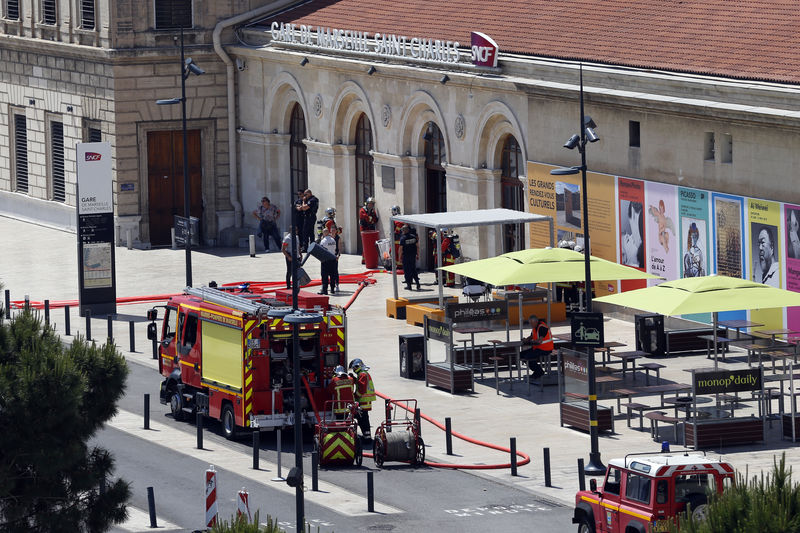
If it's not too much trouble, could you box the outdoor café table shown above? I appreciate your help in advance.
[595,341,627,363]
[718,319,763,340]
[663,395,712,420]
[697,334,734,361]
[453,325,492,376]
[610,350,647,379]
[613,383,692,411]
[488,339,525,391]
[754,329,800,351]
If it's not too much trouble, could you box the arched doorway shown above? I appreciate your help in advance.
[424,122,446,270]
[354,114,374,254]
[290,104,308,192]
[501,135,524,252]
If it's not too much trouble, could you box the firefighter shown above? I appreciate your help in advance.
[349,358,375,440]
[358,197,379,264]
[327,365,355,420]
[391,205,404,260]
[519,314,553,379]
[316,207,338,243]
[431,228,456,287]
[398,224,421,291]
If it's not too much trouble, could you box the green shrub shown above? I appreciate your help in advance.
[210,512,283,533]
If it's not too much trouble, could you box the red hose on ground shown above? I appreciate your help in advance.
[362,391,531,470]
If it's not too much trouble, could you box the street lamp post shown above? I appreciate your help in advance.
[550,64,606,475]
[156,26,204,287]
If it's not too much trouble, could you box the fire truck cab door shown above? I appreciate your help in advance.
[160,306,178,372]
[598,466,623,532]
[178,311,201,386]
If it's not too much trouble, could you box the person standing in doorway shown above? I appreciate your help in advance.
[359,197,379,264]
[252,197,281,252]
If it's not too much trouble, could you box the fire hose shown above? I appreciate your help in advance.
[360,391,531,470]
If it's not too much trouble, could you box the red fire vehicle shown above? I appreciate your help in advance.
[148,286,347,439]
[573,452,734,532]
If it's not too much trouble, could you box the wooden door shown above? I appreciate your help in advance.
[147,130,202,246]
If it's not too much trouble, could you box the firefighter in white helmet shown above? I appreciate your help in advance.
[348,358,376,440]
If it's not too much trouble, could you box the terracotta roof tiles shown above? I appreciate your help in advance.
[254,0,800,84]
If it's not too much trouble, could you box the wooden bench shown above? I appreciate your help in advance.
[639,362,666,385]
[560,401,614,433]
[613,383,693,411]
[621,402,664,430]
[426,362,473,393]
[645,411,682,444]
[684,418,763,449]
[665,327,725,356]
[610,350,646,378]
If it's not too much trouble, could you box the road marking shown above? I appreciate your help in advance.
[109,410,401,516]
[114,506,180,532]
[443,502,560,518]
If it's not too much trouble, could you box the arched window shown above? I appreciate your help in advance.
[290,104,308,191]
[354,114,374,253]
[501,135,524,252]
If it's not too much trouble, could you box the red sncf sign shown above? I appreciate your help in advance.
[85,152,102,161]
[470,31,499,68]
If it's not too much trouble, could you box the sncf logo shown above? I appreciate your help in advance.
[85,152,102,161]
[470,32,499,68]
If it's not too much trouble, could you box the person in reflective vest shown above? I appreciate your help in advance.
[326,365,355,419]
[519,314,553,379]
[349,358,376,440]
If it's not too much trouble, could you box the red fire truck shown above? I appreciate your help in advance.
[148,286,347,439]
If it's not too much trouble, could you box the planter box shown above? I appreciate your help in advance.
[560,401,614,433]
[685,418,763,449]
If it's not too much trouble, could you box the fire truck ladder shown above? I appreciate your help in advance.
[185,286,277,317]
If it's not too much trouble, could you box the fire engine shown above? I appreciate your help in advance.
[147,286,347,439]
[573,451,734,532]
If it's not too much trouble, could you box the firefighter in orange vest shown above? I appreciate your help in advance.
[327,365,355,420]
[519,314,553,379]
[348,358,376,440]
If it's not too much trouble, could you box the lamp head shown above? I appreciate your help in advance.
[184,58,205,76]
[563,134,580,150]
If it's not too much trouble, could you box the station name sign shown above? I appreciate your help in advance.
[271,23,499,68]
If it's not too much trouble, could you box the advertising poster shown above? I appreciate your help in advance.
[645,182,678,286]
[785,204,800,331]
[748,198,782,329]
[712,193,746,322]
[527,162,560,248]
[618,177,646,292]
[679,187,711,322]
[585,171,618,296]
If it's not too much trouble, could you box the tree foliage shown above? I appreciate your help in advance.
[669,453,800,533]
[0,309,130,532]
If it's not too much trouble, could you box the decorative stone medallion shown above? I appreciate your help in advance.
[313,94,323,118]
[382,104,392,128]
[455,114,466,139]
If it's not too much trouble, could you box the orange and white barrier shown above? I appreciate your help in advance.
[237,488,251,521]
[205,465,218,527]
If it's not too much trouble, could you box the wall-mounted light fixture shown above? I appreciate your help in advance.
[440,74,449,84]
[272,129,278,134]
[300,57,309,66]
[66,105,73,112]
[28,99,35,106]
[367,65,376,75]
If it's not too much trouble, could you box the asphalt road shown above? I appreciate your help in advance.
[96,358,575,532]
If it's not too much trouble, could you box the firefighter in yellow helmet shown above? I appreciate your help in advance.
[348,358,376,440]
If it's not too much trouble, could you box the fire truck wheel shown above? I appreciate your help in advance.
[577,516,595,533]
[169,391,185,421]
[686,494,709,521]
[221,404,237,440]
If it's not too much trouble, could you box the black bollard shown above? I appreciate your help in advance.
[196,411,203,449]
[147,486,158,528]
[129,321,136,352]
[85,309,92,341]
[367,472,375,512]
[445,417,453,455]
[510,437,517,476]
[144,394,150,430]
[3,289,9,319]
[544,447,552,487]
[252,430,260,470]
[24,295,29,311]
[578,458,586,491]
[44,300,50,326]
[64,305,71,336]
[311,450,319,491]
[107,315,113,344]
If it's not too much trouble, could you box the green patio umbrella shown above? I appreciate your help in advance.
[594,274,800,368]
[439,247,660,286]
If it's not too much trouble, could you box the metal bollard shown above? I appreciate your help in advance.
[85,309,92,341]
[272,429,285,481]
[107,315,113,344]
[147,486,158,528]
[65,305,71,335]
[3,289,9,319]
[126,228,133,250]
[24,294,29,311]
[129,321,136,352]
[196,412,203,449]
[252,430,260,470]
[544,447,552,487]
[445,417,453,455]
[144,394,150,430]
[367,472,375,512]
[578,458,586,491]
[311,450,319,491]
[44,300,50,326]
[510,437,517,476]
[249,234,256,257]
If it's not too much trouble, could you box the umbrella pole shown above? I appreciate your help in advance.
[391,217,398,300]
[713,312,719,370]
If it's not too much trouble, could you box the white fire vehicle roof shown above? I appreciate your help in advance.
[608,453,731,476]
[391,208,551,230]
